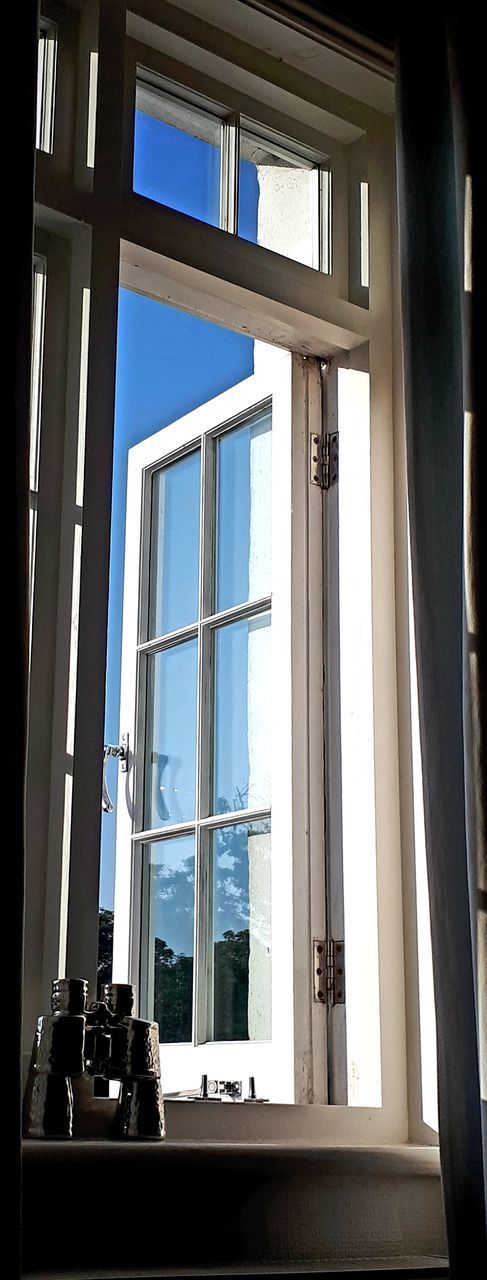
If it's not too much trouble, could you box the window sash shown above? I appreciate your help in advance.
[134,420,274,1042]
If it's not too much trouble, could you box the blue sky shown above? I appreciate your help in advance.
[99,112,259,909]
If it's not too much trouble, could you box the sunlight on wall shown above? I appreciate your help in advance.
[338,367,381,1107]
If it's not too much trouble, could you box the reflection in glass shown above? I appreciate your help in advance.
[210,821,271,1041]
[216,412,272,612]
[147,835,195,1043]
[238,129,318,267]
[134,83,221,226]
[148,451,201,638]
[144,640,198,829]
[213,614,271,815]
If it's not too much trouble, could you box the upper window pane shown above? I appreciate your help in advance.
[215,411,272,613]
[148,451,201,639]
[239,128,318,268]
[134,83,222,226]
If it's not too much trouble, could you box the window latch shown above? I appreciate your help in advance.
[313,939,345,1006]
[309,432,339,490]
[101,734,128,813]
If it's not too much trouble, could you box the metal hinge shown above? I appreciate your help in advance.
[309,432,339,491]
[313,939,345,1006]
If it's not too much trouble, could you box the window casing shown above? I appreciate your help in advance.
[26,0,437,1143]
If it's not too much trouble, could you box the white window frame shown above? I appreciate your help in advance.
[114,349,326,1102]
[26,0,438,1147]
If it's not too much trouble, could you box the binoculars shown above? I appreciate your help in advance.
[23,978,164,1140]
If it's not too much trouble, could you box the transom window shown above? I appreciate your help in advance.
[134,74,332,271]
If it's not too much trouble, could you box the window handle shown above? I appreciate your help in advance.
[102,735,128,813]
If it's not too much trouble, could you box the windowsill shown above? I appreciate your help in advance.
[22,1134,441,1166]
[22,1137,446,1275]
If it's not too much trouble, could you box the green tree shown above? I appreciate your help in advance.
[97,908,114,992]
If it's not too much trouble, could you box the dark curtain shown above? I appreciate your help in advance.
[15,2,38,1274]
[396,3,486,1270]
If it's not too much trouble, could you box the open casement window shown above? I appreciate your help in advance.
[26,0,441,1145]
[113,346,326,1102]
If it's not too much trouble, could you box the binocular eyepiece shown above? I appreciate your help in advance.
[23,980,164,1140]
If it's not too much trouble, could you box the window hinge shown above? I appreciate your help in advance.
[313,939,345,1007]
[309,432,339,490]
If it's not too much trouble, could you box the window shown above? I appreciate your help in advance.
[134,73,332,269]
[26,0,437,1143]
[111,344,323,1099]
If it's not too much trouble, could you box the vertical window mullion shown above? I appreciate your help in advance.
[136,842,151,1018]
[220,113,240,235]
[194,431,213,1042]
[29,256,47,644]
[197,432,214,821]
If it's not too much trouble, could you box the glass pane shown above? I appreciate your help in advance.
[215,412,272,613]
[144,640,198,828]
[148,451,201,639]
[147,835,195,1043]
[134,83,221,226]
[210,820,271,1041]
[213,614,271,815]
[337,367,381,1106]
[238,129,317,267]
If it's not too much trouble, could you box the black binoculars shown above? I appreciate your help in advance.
[23,978,164,1140]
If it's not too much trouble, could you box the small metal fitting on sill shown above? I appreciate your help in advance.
[164,1076,268,1103]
